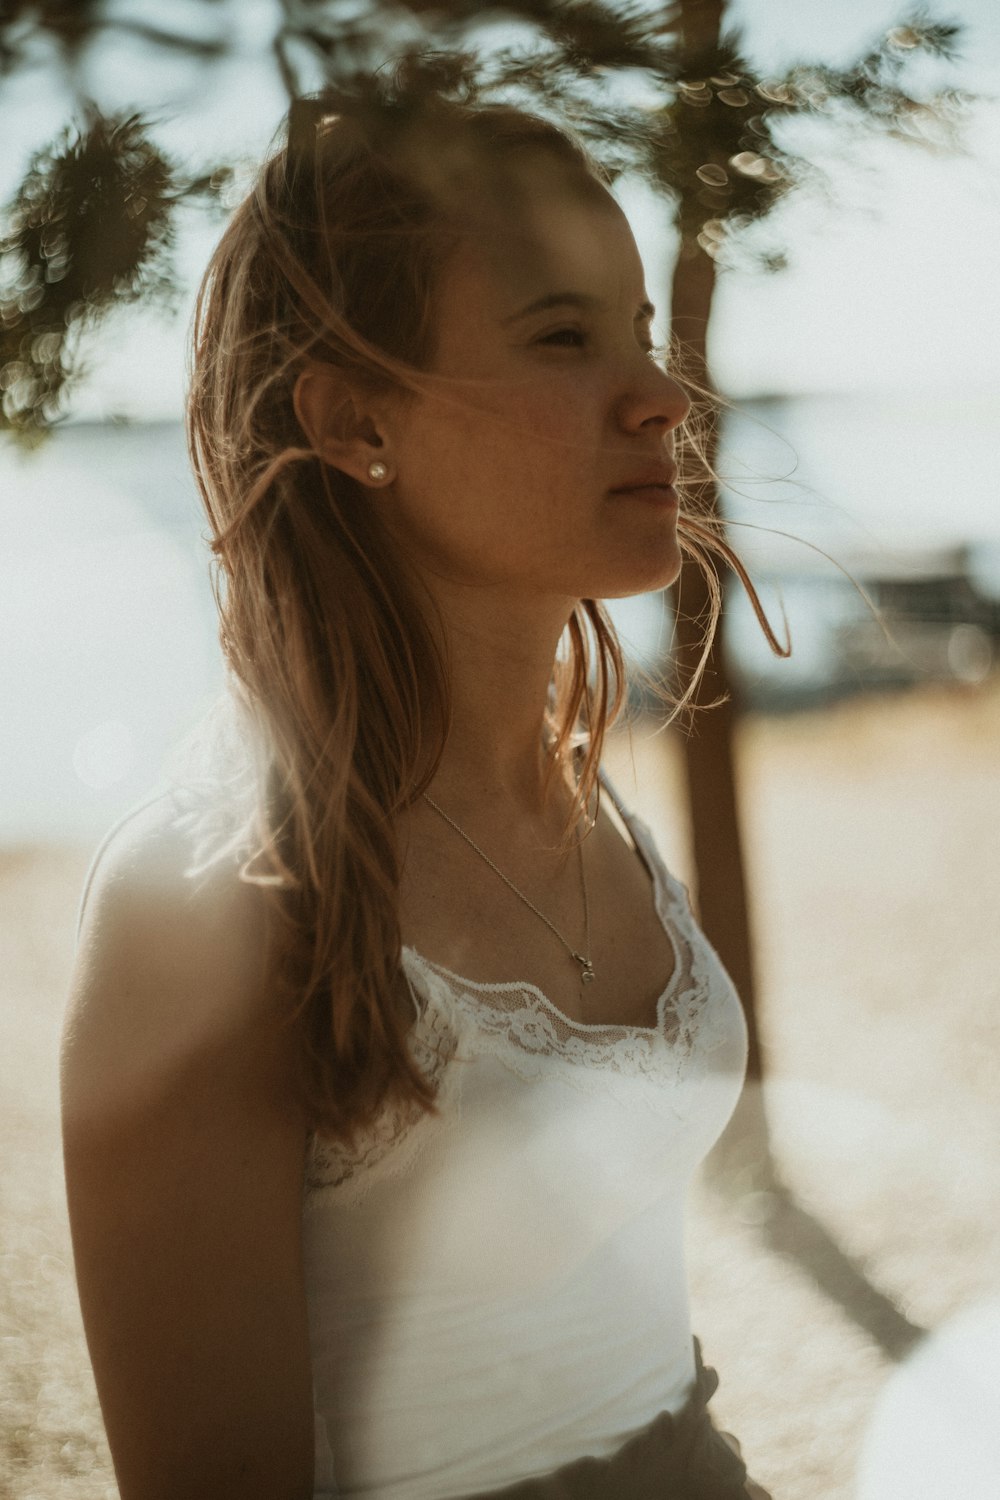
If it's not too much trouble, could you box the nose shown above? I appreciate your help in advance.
[616,362,690,438]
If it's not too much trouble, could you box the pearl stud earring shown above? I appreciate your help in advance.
[367,460,389,482]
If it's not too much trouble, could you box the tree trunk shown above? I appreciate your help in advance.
[667,0,773,1187]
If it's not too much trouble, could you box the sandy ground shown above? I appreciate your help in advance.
[2,678,999,1499]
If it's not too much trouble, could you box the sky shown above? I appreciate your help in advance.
[1,0,999,420]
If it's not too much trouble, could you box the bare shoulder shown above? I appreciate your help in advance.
[61,793,314,1498]
[63,790,298,1129]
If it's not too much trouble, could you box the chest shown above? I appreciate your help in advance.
[398,803,678,1031]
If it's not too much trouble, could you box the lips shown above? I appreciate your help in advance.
[610,463,679,493]
[609,464,679,510]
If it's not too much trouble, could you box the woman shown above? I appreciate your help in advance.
[62,67,779,1500]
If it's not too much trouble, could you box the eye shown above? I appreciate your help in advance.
[537,327,586,348]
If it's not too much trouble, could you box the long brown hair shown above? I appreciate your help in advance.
[184,66,785,1146]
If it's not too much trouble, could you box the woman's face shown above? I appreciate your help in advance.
[379,148,691,604]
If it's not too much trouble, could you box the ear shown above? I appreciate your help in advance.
[293,362,391,484]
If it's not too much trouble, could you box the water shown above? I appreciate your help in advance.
[2,393,997,844]
[1,421,222,845]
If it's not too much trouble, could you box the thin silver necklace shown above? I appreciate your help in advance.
[421,792,595,991]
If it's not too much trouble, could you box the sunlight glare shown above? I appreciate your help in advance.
[857,1296,1000,1499]
[72,719,134,790]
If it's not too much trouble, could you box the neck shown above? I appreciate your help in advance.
[421,584,578,819]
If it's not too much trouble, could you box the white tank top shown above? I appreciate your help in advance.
[72,763,748,1500]
[303,775,748,1499]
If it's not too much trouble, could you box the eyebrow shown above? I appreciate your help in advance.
[503,292,656,325]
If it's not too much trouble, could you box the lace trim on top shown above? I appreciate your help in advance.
[304,795,739,1202]
[304,977,462,1203]
[402,815,732,1085]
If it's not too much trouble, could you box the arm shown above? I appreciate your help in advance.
[61,805,315,1500]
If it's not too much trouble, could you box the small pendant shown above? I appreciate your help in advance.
[575,954,595,985]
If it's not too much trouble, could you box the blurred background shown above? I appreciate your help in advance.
[1,2,998,1497]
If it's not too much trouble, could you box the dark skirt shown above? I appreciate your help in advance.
[459,1338,755,1500]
